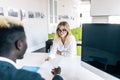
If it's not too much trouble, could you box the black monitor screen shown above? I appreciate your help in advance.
[81,23,120,79]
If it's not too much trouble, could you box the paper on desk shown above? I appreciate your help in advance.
[49,54,63,68]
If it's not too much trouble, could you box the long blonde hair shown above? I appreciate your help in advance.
[54,21,71,42]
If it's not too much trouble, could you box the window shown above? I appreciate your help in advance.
[49,0,53,23]
[49,0,58,24]
[54,0,57,23]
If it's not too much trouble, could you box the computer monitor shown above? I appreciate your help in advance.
[81,23,120,80]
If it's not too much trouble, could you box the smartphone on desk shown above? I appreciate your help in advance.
[22,66,40,73]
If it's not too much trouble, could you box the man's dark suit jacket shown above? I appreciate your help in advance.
[0,61,63,80]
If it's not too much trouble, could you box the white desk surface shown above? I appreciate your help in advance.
[16,53,104,80]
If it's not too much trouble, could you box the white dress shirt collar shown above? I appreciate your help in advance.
[0,57,17,68]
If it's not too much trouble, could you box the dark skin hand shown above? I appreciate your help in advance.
[51,66,61,75]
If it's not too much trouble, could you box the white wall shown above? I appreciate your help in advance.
[0,0,48,52]
[91,0,120,16]
[92,16,108,23]
[91,0,120,23]
[48,0,81,34]
[57,0,80,29]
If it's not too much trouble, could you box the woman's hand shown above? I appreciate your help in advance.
[56,50,62,55]
[45,57,51,61]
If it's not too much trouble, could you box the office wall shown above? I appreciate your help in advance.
[90,0,120,23]
[92,16,108,23]
[0,0,48,52]
[48,0,80,34]
[57,0,80,29]
[91,0,120,16]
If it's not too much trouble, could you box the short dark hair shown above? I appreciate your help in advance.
[0,16,24,55]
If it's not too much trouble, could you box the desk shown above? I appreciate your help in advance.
[16,53,49,68]
[16,53,104,80]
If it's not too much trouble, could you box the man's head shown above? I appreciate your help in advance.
[0,16,27,61]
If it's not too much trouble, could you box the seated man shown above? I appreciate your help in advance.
[0,16,63,80]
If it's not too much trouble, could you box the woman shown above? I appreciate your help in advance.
[45,21,76,61]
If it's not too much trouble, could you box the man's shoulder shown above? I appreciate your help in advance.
[0,61,45,80]
[15,69,45,80]
[0,61,17,80]
[52,75,63,80]
[0,61,15,68]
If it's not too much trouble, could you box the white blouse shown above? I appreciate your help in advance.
[50,35,76,59]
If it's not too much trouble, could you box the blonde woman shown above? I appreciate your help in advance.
[45,21,76,61]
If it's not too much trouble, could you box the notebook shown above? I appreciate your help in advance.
[22,66,40,72]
